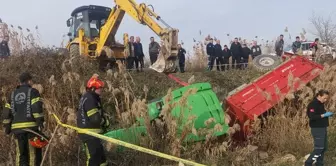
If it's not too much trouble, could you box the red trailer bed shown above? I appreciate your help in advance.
[225,56,324,133]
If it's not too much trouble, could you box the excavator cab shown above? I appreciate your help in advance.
[66,5,111,42]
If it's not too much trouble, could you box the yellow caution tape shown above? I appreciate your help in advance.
[52,114,207,166]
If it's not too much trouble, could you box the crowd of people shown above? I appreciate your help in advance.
[204,34,323,71]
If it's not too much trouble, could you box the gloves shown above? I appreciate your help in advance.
[323,112,334,118]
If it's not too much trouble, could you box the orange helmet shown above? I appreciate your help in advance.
[87,75,104,89]
[29,136,48,148]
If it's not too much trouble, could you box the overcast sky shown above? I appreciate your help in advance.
[1,0,335,53]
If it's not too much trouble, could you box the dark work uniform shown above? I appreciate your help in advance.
[178,47,186,73]
[305,98,329,166]
[206,42,215,71]
[251,45,262,59]
[222,48,231,70]
[77,91,109,166]
[214,44,224,71]
[134,42,145,72]
[2,84,44,166]
[242,47,251,69]
[230,42,243,69]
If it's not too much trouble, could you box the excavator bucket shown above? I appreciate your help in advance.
[150,29,179,73]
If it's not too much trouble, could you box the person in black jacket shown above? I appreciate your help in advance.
[292,36,301,55]
[134,36,145,72]
[0,40,10,58]
[77,75,110,166]
[2,72,44,166]
[214,40,224,71]
[251,41,262,59]
[241,44,251,69]
[206,38,215,71]
[222,45,231,71]
[230,38,243,69]
[305,90,333,166]
[177,44,186,73]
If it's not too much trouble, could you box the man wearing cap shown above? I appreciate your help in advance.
[2,72,44,166]
[77,75,110,166]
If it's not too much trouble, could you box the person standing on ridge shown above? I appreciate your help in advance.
[214,40,224,71]
[292,36,302,55]
[177,44,186,73]
[241,43,251,69]
[206,38,216,71]
[134,36,145,72]
[2,72,45,166]
[275,34,284,57]
[230,37,243,69]
[222,45,232,70]
[0,19,10,58]
[77,75,110,166]
[251,41,262,59]
[305,90,333,166]
[149,37,160,65]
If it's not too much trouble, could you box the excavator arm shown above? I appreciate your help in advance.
[97,0,179,73]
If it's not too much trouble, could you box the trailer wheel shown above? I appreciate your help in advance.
[69,44,80,57]
[252,54,281,71]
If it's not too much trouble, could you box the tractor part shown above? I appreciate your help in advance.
[104,83,229,148]
[252,54,282,71]
[226,56,324,138]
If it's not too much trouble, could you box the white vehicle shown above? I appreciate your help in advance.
[284,41,336,60]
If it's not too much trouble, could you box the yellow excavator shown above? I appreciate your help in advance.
[65,0,179,73]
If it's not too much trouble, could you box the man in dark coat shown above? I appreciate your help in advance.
[214,40,224,71]
[292,36,302,55]
[134,36,145,72]
[275,34,284,57]
[222,45,232,71]
[241,44,251,69]
[206,38,215,71]
[177,44,186,73]
[230,38,243,69]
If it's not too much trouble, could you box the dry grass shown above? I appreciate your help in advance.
[1,26,336,166]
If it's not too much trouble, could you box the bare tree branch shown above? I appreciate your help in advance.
[309,11,336,46]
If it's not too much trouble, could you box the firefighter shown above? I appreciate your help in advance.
[251,41,262,59]
[77,75,110,166]
[206,38,215,71]
[177,44,186,73]
[305,90,333,166]
[2,72,44,166]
